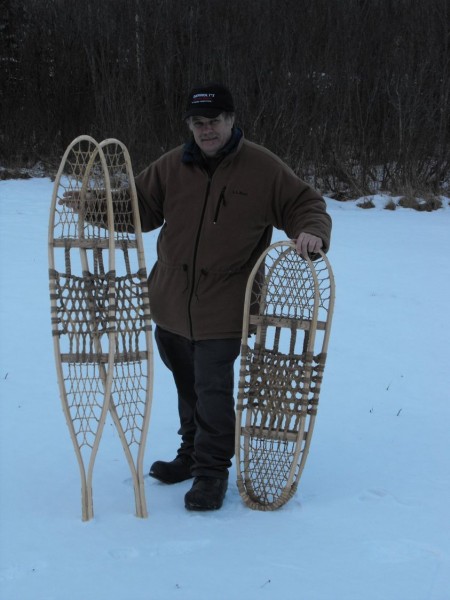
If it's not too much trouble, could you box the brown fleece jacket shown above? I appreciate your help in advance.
[135,136,332,340]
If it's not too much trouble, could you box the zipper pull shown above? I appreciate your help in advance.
[213,186,227,224]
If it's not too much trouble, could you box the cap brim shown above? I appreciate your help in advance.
[183,107,224,120]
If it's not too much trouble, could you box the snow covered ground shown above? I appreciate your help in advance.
[0,178,449,600]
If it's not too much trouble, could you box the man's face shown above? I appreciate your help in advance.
[188,113,235,157]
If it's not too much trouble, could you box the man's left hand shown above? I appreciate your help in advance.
[294,232,323,258]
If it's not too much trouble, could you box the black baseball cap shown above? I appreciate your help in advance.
[183,83,235,119]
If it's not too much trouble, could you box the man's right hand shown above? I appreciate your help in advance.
[59,190,95,212]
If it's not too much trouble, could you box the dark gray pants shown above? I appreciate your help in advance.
[155,326,241,479]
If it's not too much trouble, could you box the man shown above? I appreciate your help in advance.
[134,83,331,511]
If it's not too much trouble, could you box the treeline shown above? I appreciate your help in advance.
[1,0,449,194]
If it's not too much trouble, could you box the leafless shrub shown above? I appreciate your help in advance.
[398,194,442,211]
[398,196,421,210]
[384,199,397,211]
[357,198,376,209]
[417,196,443,212]
[1,0,449,192]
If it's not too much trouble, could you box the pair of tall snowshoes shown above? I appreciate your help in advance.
[48,136,334,519]
[48,136,153,520]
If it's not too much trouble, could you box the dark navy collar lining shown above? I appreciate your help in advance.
[182,127,243,166]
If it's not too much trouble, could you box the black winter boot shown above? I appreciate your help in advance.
[149,454,194,484]
[184,476,228,511]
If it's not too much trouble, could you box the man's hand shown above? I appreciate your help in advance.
[59,190,96,213]
[294,232,323,258]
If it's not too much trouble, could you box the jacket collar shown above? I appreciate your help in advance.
[182,127,243,166]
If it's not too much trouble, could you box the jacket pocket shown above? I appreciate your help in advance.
[190,266,253,336]
[148,260,189,327]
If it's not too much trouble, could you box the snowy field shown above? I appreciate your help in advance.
[0,177,449,600]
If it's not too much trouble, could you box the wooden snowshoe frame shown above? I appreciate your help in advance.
[48,135,153,520]
[235,241,335,510]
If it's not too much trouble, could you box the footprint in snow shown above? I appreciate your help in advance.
[358,488,413,506]
[108,547,140,560]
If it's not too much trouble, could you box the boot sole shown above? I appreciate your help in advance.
[149,471,194,484]
[185,501,222,511]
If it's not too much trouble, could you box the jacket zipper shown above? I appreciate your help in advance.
[213,186,227,224]
[187,176,212,338]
